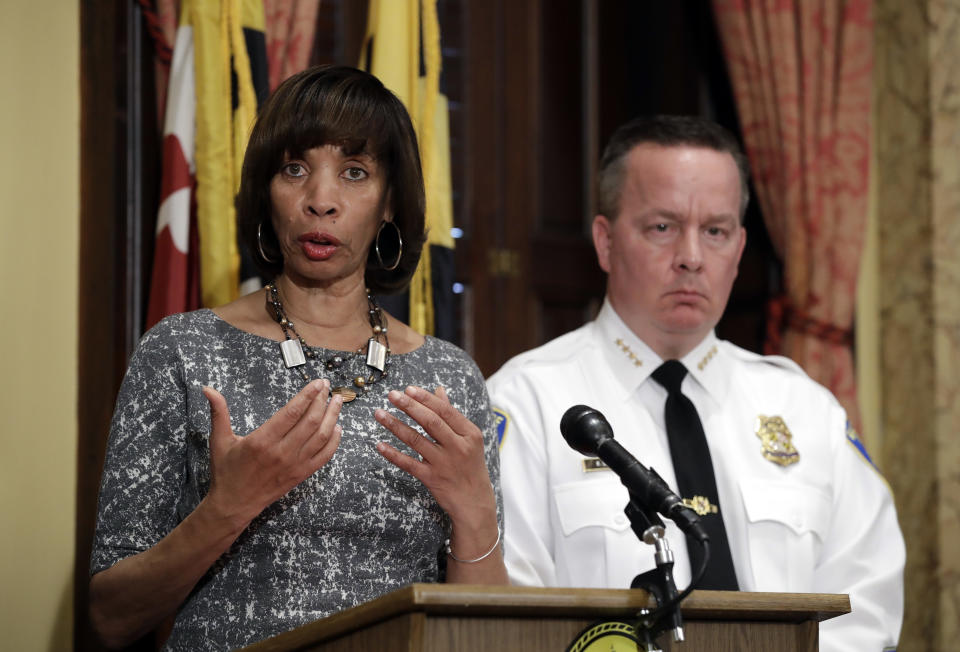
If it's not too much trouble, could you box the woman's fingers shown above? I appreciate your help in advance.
[259,379,328,444]
[373,404,437,485]
[377,385,485,477]
[310,424,343,468]
[386,387,474,447]
[374,407,438,462]
[375,440,427,478]
[203,381,343,520]
[415,385,478,435]
[376,386,493,523]
[298,392,343,463]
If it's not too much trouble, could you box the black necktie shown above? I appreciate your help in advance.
[651,360,739,590]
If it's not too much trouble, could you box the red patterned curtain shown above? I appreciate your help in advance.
[264,0,322,91]
[711,0,873,430]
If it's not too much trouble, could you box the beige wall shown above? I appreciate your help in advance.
[0,2,79,650]
[875,1,960,649]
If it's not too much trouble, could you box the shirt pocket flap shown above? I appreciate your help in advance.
[554,479,631,536]
[739,477,832,539]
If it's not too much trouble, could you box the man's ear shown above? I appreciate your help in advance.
[592,214,613,273]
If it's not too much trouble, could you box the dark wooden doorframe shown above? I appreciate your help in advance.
[453,0,607,377]
[77,1,158,649]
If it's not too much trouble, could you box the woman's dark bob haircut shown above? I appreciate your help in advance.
[237,64,426,294]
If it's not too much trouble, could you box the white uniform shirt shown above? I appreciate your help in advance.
[487,299,904,652]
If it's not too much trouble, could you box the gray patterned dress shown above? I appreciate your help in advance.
[91,310,501,650]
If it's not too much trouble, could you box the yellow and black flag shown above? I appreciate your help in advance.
[361,0,456,339]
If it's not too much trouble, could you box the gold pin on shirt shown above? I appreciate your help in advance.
[682,495,719,516]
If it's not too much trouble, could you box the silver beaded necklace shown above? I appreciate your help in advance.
[265,283,390,403]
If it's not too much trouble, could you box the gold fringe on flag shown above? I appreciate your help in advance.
[361,0,454,335]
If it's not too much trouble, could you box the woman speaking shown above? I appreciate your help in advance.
[89,65,506,650]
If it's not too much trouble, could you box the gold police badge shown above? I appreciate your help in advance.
[755,415,800,466]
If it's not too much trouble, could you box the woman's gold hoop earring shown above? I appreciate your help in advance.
[257,223,280,263]
[375,220,403,271]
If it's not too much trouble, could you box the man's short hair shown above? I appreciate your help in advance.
[597,115,750,221]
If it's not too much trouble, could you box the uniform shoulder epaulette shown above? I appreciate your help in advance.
[721,342,809,377]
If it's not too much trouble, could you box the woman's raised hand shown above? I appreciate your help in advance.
[373,386,495,528]
[90,380,344,648]
[202,379,343,525]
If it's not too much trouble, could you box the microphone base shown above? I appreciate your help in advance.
[626,496,684,651]
[632,561,684,651]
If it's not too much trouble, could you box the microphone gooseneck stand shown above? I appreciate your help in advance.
[557,406,712,650]
[625,492,711,652]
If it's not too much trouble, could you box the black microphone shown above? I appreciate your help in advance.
[560,405,706,541]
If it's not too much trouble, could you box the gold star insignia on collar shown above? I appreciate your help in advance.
[614,338,643,367]
[682,495,719,516]
[697,345,718,371]
[755,415,800,466]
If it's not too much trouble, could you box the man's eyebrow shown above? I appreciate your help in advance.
[703,212,739,224]
[641,209,682,221]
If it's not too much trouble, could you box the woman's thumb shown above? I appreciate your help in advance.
[202,386,232,452]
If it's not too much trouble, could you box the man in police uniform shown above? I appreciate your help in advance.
[486,115,904,651]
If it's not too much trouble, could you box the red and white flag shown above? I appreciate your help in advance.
[146,23,200,329]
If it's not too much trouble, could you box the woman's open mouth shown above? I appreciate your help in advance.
[298,232,341,261]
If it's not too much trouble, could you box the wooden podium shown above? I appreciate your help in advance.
[242,584,849,652]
